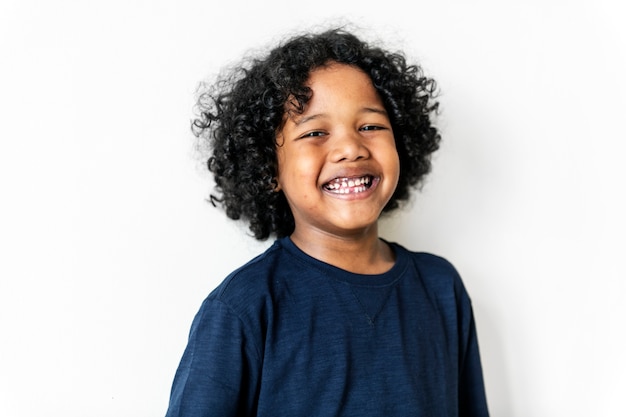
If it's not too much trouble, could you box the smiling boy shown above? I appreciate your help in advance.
[276,63,398,275]
[165,28,490,417]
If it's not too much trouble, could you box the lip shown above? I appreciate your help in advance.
[321,174,380,199]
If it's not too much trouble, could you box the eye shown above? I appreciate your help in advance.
[299,130,327,139]
[360,125,387,132]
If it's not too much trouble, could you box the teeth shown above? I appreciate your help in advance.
[324,175,372,194]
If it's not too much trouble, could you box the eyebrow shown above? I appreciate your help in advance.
[293,113,324,126]
[292,107,388,126]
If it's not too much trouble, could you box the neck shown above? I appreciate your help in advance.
[289,224,395,275]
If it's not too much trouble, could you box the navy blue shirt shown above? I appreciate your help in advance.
[165,237,489,416]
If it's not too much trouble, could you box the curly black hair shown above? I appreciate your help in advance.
[192,28,441,240]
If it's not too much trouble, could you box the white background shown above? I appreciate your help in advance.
[1,1,625,416]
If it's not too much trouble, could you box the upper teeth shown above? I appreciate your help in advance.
[325,176,371,193]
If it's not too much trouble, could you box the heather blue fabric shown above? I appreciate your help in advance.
[165,237,489,416]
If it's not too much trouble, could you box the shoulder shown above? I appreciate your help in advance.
[185,240,292,355]
[390,242,470,299]
[213,243,281,294]
[391,242,459,277]
[198,238,301,321]
[208,240,285,302]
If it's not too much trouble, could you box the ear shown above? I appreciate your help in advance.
[274,133,284,193]
[272,177,282,192]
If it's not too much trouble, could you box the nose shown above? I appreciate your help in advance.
[329,130,370,163]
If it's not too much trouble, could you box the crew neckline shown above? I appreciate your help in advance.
[277,236,408,287]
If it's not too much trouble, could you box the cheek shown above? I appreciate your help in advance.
[277,158,319,200]
[392,152,401,179]
[275,147,289,185]
[288,153,320,179]
[383,143,401,179]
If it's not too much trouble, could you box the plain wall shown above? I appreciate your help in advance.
[1,0,625,416]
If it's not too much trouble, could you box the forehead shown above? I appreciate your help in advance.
[284,63,383,119]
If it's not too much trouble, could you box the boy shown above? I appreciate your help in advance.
[165,28,489,416]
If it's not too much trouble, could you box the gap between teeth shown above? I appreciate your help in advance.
[325,176,371,193]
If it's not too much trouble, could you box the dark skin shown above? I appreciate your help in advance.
[290,229,396,275]
[276,63,398,275]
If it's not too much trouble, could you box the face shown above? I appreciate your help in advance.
[275,63,400,240]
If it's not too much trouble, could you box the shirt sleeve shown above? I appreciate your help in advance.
[165,297,261,417]
[458,296,490,417]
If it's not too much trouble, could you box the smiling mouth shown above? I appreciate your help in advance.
[322,175,374,194]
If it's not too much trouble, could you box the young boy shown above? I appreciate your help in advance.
[165,28,490,416]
